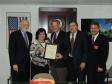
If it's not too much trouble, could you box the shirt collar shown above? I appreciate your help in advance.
[54,30,60,38]
[92,33,99,41]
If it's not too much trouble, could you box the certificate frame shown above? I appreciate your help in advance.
[44,44,57,59]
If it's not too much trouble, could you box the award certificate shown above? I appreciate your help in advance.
[44,44,57,59]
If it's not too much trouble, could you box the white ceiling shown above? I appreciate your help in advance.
[0,0,112,5]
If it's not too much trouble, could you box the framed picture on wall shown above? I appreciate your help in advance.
[6,12,31,48]
[39,7,77,33]
[81,18,112,41]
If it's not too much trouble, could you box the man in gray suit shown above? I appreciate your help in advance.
[66,21,87,84]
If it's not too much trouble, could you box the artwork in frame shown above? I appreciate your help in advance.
[39,7,77,33]
[81,18,112,41]
[6,12,31,48]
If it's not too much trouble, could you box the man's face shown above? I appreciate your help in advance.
[51,22,60,32]
[20,20,29,32]
[69,22,78,33]
[90,24,100,36]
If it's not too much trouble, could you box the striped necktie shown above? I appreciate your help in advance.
[24,32,29,47]
[70,33,74,48]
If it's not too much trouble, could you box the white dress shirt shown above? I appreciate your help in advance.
[69,31,77,57]
[70,31,77,41]
[92,33,99,42]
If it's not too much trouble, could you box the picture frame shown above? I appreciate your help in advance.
[39,7,77,33]
[81,18,112,41]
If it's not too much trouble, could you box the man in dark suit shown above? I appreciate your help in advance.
[50,19,69,84]
[87,22,109,84]
[66,21,87,83]
[8,19,32,84]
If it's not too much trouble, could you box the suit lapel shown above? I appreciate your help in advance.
[51,31,62,43]
[56,31,61,41]
[68,32,71,43]
[26,32,30,46]
[94,34,100,43]
[72,31,80,48]
[68,32,72,48]
[18,30,28,48]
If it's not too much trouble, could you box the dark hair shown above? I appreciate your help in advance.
[35,28,47,40]
[69,20,78,26]
[51,19,60,25]
[90,22,100,28]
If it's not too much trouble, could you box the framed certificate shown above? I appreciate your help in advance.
[44,44,57,59]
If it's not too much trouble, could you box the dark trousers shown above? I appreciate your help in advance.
[87,59,105,84]
[11,65,30,84]
[31,63,49,79]
[51,66,67,84]
[67,57,86,83]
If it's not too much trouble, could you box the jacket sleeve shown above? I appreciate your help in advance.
[81,32,88,63]
[8,33,16,66]
[98,36,109,68]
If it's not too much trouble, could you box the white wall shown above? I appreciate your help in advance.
[0,5,112,84]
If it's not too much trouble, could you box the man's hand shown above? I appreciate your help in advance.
[13,64,18,72]
[80,62,86,71]
[55,53,63,59]
[97,67,103,72]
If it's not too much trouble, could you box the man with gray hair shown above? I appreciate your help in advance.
[8,19,32,84]
[50,19,69,84]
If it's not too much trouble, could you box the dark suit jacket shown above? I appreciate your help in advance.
[67,30,88,67]
[8,30,32,71]
[88,33,109,70]
[51,30,69,67]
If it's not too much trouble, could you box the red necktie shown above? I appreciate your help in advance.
[91,36,94,45]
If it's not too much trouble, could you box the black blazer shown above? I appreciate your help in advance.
[51,30,69,67]
[88,33,109,70]
[8,30,32,70]
[67,30,88,67]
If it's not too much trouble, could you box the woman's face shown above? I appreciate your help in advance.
[38,31,46,41]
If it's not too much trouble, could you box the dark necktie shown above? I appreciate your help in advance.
[53,33,56,43]
[70,33,74,48]
[24,32,29,47]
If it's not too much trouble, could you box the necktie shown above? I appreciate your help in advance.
[53,33,56,43]
[92,36,94,45]
[70,33,74,48]
[24,32,29,47]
